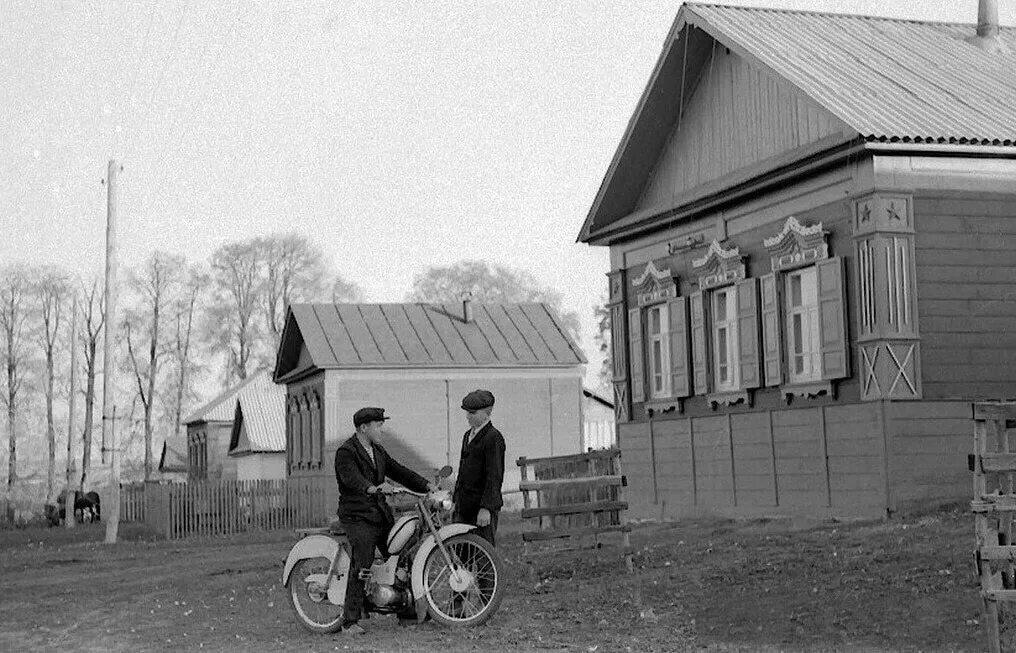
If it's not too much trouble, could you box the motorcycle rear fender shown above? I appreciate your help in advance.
[410,523,477,622]
[282,534,341,585]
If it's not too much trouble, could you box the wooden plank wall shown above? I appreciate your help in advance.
[619,402,885,519]
[886,400,971,513]
[637,46,849,212]
[914,194,1016,400]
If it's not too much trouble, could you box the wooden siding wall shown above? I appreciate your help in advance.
[886,400,971,513]
[620,401,884,520]
[287,371,583,521]
[914,194,1016,400]
[637,46,848,212]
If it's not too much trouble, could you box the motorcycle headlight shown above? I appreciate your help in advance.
[440,497,454,512]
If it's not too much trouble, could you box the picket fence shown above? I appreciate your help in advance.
[120,478,330,539]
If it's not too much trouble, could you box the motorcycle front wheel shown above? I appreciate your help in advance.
[422,533,505,627]
[287,557,344,634]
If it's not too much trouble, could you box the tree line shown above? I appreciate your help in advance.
[0,242,589,518]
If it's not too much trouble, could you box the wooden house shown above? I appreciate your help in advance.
[272,301,587,512]
[578,2,1016,519]
[583,387,616,450]
[226,373,287,481]
[183,370,274,481]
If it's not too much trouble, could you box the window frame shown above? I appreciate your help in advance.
[645,303,672,399]
[710,286,740,392]
[784,266,822,384]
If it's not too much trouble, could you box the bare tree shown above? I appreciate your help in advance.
[78,278,104,491]
[208,240,263,383]
[258,234,330,362]
[593,300,612,392]
[123,251,182,480]
[332,276,364,304]
[0,265,32,521]
[406,260,582,341]
[36,267,71,502]
[169,264,208,446]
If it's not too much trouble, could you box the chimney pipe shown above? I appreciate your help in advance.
[969,0,1005,50]
[462,293,473,323]
[978,0,1000,38]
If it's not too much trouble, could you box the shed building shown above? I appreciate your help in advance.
[579,2,1016,519]
[272,301,587,512]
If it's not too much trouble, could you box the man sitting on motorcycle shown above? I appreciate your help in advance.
[333,406,437,635]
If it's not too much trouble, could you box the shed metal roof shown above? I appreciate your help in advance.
[184,370,270,424]
[275,303,585,380]
[229,377,286,454]
[689,4,1016,145]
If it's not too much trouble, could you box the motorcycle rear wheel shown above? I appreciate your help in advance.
[287,557,344,633]
[422,533,505,627]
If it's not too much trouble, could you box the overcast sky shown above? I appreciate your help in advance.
[2,0,1010,390]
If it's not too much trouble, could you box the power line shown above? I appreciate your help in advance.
[115,0,161,156]
[159,0,243,168]
[123,0,192,160]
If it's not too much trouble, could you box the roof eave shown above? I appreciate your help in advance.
[585,133,863,246]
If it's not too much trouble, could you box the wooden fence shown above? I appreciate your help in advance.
[119,478,330,539]
[971,401,1016,653]
[517,448,632,575]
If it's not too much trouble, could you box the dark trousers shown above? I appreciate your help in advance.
[342,519,388,624]
[453,504,499,547]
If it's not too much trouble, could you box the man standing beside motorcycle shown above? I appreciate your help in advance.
[334,407,436,635]
[453,390,505,546]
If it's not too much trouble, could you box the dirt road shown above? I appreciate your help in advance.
[0,508,987,652]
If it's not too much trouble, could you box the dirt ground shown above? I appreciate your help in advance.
[0,505,991,652]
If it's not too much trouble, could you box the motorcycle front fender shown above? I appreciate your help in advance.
[410,523,477,622]
[282,534,341,585]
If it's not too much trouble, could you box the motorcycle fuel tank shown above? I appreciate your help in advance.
[386,514,419,554]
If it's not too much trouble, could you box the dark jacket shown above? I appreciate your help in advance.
[453,422,505,512]
[334,435,430,526]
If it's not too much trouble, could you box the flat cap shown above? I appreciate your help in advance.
[353,407,390,428]
[461,389,495,411]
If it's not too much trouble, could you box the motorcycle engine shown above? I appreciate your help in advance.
[369,583,408,607]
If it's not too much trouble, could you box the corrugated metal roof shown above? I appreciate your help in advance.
[184,370,270,424]
[286,303,586,370]
[231,377,286,453]
[688,4,1016,144]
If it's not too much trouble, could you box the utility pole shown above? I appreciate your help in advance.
[103,160,121,544]
[64,292,78,529]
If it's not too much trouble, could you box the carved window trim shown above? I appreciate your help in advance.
[691,240,745,290]
[631,259,679,307]
[762,216,829,273]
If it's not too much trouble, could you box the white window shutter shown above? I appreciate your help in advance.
[817,257,849,380]
[668,296,691,398]
[628,308,645,403]
[689,292,709,395]
[736,278,762,389]
[760,273,783,386]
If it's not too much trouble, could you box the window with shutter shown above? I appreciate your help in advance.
[626,256,685,410]
[761,216,849,398]
[690,240,753,403]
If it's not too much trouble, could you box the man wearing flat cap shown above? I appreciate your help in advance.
[334,407,436,634]
[453,389,505,546]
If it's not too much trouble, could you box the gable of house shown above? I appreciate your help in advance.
[579,4,1016,245]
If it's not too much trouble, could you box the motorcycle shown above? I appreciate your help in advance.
[281,465,505,632]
